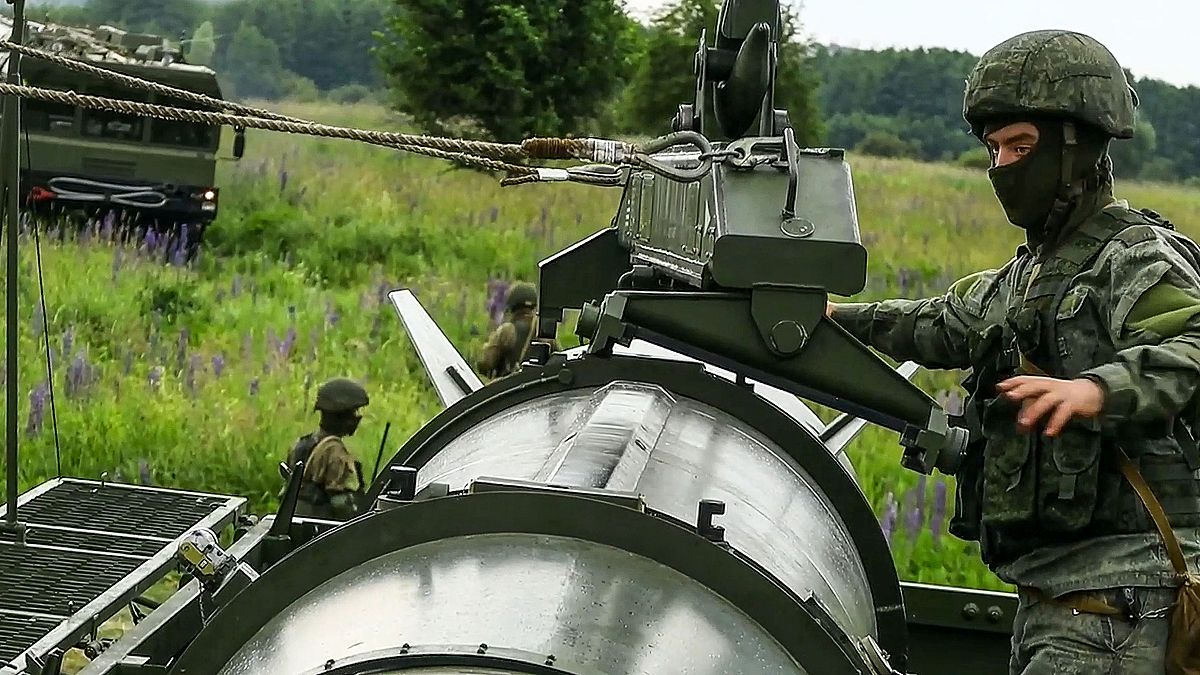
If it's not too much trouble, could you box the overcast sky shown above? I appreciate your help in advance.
[623,0,1200,89]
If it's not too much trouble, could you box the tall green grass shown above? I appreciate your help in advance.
[3,100,1199,597]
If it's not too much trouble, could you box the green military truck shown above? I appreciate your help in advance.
[0,16,240,246]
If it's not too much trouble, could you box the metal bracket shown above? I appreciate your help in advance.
[748,284,824,357]
[386,465,418,501]
[575,288,966,463]
[697,499,726,542]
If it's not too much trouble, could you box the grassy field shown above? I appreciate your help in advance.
[3,100,1200,602]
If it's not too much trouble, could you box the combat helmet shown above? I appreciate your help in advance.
[506,282,538,311]
[962,30,1138,139]
[314,377,369,413]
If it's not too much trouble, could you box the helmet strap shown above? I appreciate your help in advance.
[1040,121,1083,251]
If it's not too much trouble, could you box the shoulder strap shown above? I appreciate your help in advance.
[515,314,538,367]
[1118,448,1190,579]
[302,435,342,482]
[1018,213,1139,376]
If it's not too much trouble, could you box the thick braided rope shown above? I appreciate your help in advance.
[1,40,647,170]
[0,81,537,169]
[0,39,305,122]
[4,41,637,166]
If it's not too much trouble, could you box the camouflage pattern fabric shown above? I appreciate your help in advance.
[1009,586,1175,674]
[477,308,547,379]
[831,199,1200,561]
[834,198,1200,670]
[962,30,1137,140]
[286,432,363,520]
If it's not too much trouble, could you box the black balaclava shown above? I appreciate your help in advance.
[320,410,361,437]
[982,117,1114,251]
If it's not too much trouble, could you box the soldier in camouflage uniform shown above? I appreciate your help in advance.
[284,377,369,521]
[477,282,557,378]
[828,31,1200,673]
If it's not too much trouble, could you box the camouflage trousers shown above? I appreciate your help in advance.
[1010,586,1175,674]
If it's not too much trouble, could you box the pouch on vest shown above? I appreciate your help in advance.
[1037,417,1104,532]
[979,395,1037,530]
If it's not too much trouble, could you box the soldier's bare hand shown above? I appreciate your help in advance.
[826,301,836,317]
[995,376,1105,437]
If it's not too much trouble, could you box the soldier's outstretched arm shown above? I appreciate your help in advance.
[476,323,517,377]
[1080,240,1200,427]
[829,269,994,370]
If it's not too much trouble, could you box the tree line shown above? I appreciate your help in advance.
[22,0,1200,182]
[27,0,391,102]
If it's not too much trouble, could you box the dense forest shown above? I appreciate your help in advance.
[18,0,1200,182]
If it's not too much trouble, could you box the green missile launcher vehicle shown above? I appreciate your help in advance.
[0,1,1018,673]
[0,16,242,251]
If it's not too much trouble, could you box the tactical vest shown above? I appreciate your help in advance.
[950,207,1200,566]
[287,432,341,507]
[494,313,538,378]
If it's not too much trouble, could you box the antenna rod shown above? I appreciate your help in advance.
[2,0,25,535]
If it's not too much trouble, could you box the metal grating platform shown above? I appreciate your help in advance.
[0,478,244,673]
[0,615,61,664]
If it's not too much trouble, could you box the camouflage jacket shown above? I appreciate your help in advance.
[477,308,557,379]
[285,431,363,520]
[833,200,1200,575]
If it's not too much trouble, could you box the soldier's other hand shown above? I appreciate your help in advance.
[995,376,1106,437]
[826,301,837,318]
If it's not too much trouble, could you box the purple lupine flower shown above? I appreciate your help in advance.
[897,268,911,296]
[279,164,289,193]
[486,278,511,327]
[325,300,339,327]
[138,459,152,486]
[26,383,47,436]
[185,355,201,395]
[880,491,898,543]
[148,365,163,391]
[31,299,44,338]
[61,326,74,359]
[212,353,225,378]
[102,210,115,241]
[489,206,499,223]
[123,347,134,375]
[905,476,927,539]
[266,328,280,357]
[280,326,297,360]
[66,351,91,397]
[249,377,260,396]
[143,229,158,254]
[112,247,123,281]
[231,275,242,297]
[930,479,949,545]
[171,234,188,267]
[946,389,964,416]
